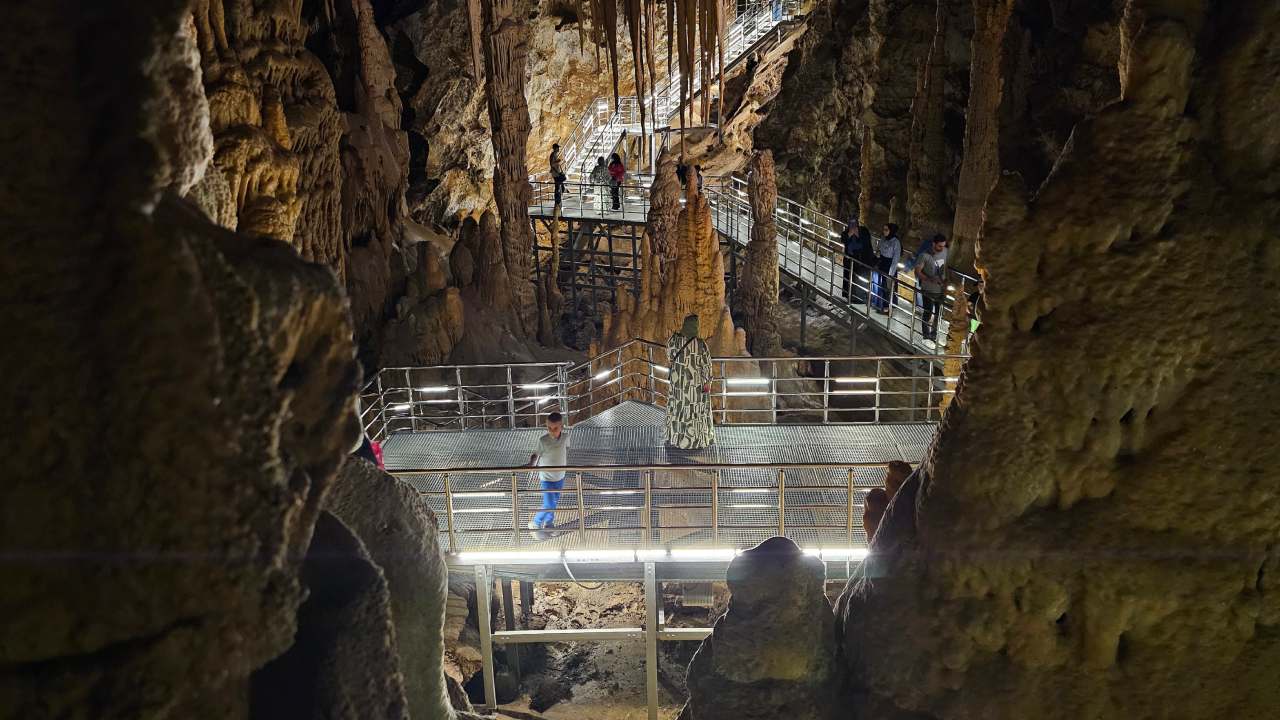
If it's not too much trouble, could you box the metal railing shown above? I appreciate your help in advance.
[393,459,898,554]
[361,338,959,440]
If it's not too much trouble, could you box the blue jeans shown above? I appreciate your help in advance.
[533,478,564,528]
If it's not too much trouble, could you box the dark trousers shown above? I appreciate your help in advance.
[610,181,621,209]
[921,292,943,340]
[841,258,866,303]
[553,173,566,204]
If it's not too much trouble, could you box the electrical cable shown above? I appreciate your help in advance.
[562,557,606,590]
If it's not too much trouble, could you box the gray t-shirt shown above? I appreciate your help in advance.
[917,249,947,296]
[535,430,570,482]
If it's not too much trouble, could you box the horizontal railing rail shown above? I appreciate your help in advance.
[361,338,958,440]
[389,458,902,553]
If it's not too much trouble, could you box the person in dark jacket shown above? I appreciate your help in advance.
[840,223,868,302]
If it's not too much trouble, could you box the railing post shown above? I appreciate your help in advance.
[512,472,521,546]
[646,344,655,403]
[405,369,417,433]
[846,467,856,544]
[375,372,388,441]
[777,468,786,536]
[712,468,720,543]
[799,284,808,352]
[770,362,778,425]
[874,359,882,424]
[557,364,570,418]
[576,471,587,540]
[644,561,659,720]
[507,366,516,428]
[444,473,459,553]
[643,469,653,547]
[823,360,830,424]
[455,367,465,430]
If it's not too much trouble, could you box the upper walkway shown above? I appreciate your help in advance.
[529,177,979,355]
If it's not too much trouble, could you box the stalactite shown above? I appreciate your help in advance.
[467,0,483,81]
[624,0,647,143]
[905,0,950,243]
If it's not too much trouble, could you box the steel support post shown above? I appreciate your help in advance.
[846,467,856,544]
[512,473,521,546]
[455,367,465,430]
[778,468,786,536]
[443,473,459,553]
[475,564,497,710]
[405,369,416,433]
[799,284,808,352]
[507,366,516,428]
[501,580,521,681]
[576,471,587,539]
[644,561,659,720]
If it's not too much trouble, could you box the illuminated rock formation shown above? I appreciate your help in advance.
[840,3,1280,718]
[737,150,781,356]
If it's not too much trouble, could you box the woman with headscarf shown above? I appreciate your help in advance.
[665,314,715,449]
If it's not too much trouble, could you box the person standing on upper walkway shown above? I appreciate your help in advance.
[840,223,868,302]
[549,143,567,205]
[872,223,902,313]
[527,411,570,535]
[914,233,949,343]
[608,153,626,210]
[589,156,610,211]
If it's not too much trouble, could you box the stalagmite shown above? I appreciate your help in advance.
[737,150,781,356]
[481,0,537,334]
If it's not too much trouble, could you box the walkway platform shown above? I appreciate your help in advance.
[384,401,936,553]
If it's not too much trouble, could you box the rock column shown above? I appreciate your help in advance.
[738,150,781,356]
[481,0,537,335]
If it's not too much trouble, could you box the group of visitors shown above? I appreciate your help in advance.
[550,144,628,211]
[839,221,951,343]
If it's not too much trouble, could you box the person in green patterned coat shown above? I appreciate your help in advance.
[665,314,715,449]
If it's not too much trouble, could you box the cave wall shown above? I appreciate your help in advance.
[0,1,361,716]
[839,1,1280,718]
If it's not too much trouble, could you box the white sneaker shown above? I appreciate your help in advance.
[527,520,541,530]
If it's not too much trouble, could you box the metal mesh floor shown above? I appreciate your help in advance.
[384,401,936,552]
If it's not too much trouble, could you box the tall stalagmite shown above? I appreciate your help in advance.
[839,2,1280,718]
[481,0,537,334]
[904,0,951,242]
[737,150,781,356]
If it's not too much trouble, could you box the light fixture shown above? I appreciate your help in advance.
[417,386,451,393]
[565,549,636,562]
[593,369,612,381]
[423,399,456,404]
[519,383,554,390]
[724,377,769,386]
[730,488,769,494]
[670,548,737,561]
[454,550,562,563]
[635,548,669,561]
[652,365,669,373]
[833,377,876,383]
[815,547,869,560]
[452,492,506,498]
[724,391,768,397]
[390,403,411,411]
[831,390,875,395]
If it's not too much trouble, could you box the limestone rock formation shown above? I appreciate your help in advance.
[737,150,781,356]
[327,459,455,720]
[603,152,746,357]
[481,0,538,336]
[838,2,1280,718]
[684,537,838,720]
[251,511,409,720]
[0,3,361,716]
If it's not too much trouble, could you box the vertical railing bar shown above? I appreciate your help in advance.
[507,366,516,428]
[777,468,786,536]
[455,367,465,430]
[846,467,856,545]
[512,472,521,547]
[576,471,587,542]
[443,472,459,552]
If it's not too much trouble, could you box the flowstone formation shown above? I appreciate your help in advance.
[683,537,838,720]
[736,150,781,356]
[838,2,1280,718]
[601,152,746,356]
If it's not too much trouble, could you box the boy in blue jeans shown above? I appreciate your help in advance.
[527,412,569,534]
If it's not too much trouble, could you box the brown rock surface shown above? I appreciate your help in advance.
[684,537,838,720]
[327,459,455,720]
[839,2,1280,718]
[737,150,781,356]
[251,511,409,720]
[0,3,360,716]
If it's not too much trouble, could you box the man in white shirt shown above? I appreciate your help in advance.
[528,412,570,532]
